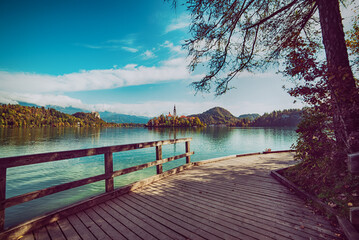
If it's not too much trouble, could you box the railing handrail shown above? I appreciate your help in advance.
[0,137,193,231]
[0,137,192,168]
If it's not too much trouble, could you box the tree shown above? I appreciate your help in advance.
[172,0,359,154]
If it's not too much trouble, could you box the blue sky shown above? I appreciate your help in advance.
[0,0,356,117]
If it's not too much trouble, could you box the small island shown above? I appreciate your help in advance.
[145,105,206,128]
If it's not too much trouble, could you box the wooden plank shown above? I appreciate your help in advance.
[175,178,307,207]
[33,227,50,240]
[155,179,339,238]
[156,145,163,174]
[46,222,66,240]
[105,152,114,192]
[0,138,192,168]
[0,168,5,231]
[84,207,126,240]
[98,202,156,240]
[153,176,335,225]
[20,233,35,240]
[165,180,332,227]
[57,218,81,240]
[195,179,304,203]
[67,214,96,240]
[126,193,240,240]
[133,191,271,240]
[119,195,207,240]
[111,198,186,240]
[140,183,313,240]
[4,173,106,208]
[91,204,140,240]
[76,211,111,240]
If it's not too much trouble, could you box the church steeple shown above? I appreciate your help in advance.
[173,105,176,117]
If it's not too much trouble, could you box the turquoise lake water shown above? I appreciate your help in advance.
[0,126,297,228]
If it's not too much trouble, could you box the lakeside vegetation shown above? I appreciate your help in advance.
[0,104,143,128]
[145,114,206,127]
[190,107,302,127]
[1,104,303,129]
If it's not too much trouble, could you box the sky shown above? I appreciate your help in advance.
[0,0,357,117]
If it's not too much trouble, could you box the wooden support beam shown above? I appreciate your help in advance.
[156,145,163,174]
[105,152,114,192]
[185,141,191,164]
[350,207,359,230]
[0,168,5,231]
[348,152,359,175]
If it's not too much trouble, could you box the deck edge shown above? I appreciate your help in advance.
[271,168,359,240]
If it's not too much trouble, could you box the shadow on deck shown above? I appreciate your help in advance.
[18,152,343,240]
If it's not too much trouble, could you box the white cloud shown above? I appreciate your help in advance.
[121,46,139,53]
[165,14,190,33]
[162,41,184,54]
[141,50,156,59]
[0,91,87,109]
[0,57,201,94]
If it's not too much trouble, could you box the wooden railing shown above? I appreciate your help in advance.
[0,137,193,232]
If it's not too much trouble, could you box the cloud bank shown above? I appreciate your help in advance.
[0,57,199,94]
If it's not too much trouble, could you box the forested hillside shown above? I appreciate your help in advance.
[251,109,302,127]
[0,104,141,128]
[238,114,260,121]
[189,107,239,125]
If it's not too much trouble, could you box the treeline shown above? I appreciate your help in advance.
[190,107,302,127]
[0,104,143,128]
[251,109,302,127]
[146,114,206,127]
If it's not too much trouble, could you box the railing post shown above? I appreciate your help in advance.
[185,141,191,164]
[105,152,114,192]
[0,168,6,231]
[156,145,163,174]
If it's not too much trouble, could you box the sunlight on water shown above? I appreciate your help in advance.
[0,126,297,228]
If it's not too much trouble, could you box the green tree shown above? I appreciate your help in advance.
[173,0,359,154]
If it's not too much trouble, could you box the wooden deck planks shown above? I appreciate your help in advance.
[146,176,337,239]
[57,218,81,240]
[46,222,66,240]
[111,198,187,240]
[23,152,343,240]
[138,183,312,240]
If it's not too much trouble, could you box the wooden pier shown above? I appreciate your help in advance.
[0,139,343,240]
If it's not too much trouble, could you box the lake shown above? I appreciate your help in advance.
[0,126,297,228]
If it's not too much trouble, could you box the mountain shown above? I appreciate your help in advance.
[99,112,150,124]
[189,107,240,125]
[238,114,260,121]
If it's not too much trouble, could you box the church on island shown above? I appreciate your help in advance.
[166,105,193,120]
[146,105,205,127]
